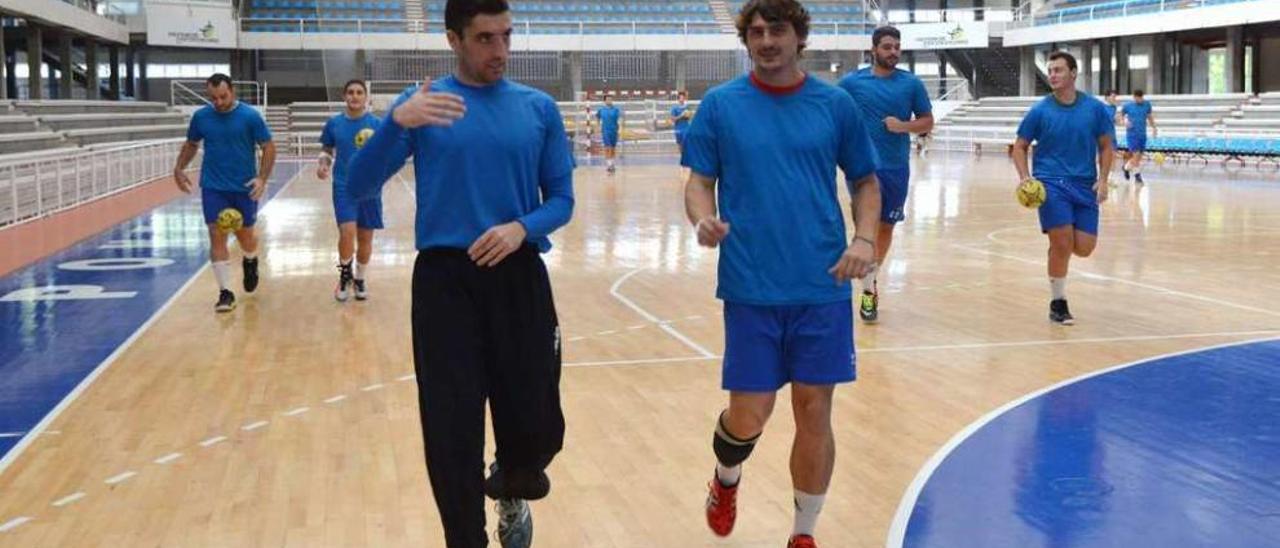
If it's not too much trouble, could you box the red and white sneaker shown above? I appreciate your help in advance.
[787,534,817,548]
[705,476,738,537]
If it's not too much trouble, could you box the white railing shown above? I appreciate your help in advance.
[1013,0,1257,27]
[169,80,269,107]
[919,77,972,102]
[238,18,873,36]
[0,139,198,228]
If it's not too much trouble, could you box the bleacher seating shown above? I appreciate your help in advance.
[726,1,868,33]
[243,0,408,33]
[0,101,189,159]
[1034,0,1256,26]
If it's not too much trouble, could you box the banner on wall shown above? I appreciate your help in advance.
[897,22,989,50]
[145,1,238,48]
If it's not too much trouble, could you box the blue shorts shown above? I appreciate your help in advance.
[602,131,619,148]
[876,168,910,224]
[722,300,856,392]
[201,188,258,227]
[333,187,384,229]
[1038,177,1099,235]
[1127,131,1147,153]
[675,130,687,148]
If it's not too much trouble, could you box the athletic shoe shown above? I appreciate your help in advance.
[1050,299,1075,326]
[705,475,738,537]
[1122,167,1131,180]
[858,291,879,324]
[353,279,368,301]
[335,263,353,302]
[1135,173,1144,184]
[495,498,533,548]
[787,534,818,548]
[242,257,260,293]
[215,289,236,313]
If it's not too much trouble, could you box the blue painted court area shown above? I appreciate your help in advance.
[896,338,1280,547]
[0,163,302,464]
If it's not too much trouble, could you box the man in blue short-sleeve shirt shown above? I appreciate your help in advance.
[596,94,621,173]
[682,1,880,546]
[172,73,276,313]
[1013,51,1115,326]
[346,1,574,545]
[1120,89,1157,184]
[838,25,934,324]
[317,79,383,302]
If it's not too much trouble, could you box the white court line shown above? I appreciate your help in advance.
[283,407,310,417]
[198,436,227,448]
[0,432,24,438]
[609,269,716,358]
[324,395,348,404]
[0,167,307,479]
[361,383,385,392]
[152,453,182,465]
[953,244,1280,318]
[0,516,33,532]
[397,374,416,382]
[596,330,618,336]
[884,335,1280,548]
[103,471,137,485]
[567,336,586,342]
[51,492,86,507]
[563,329,1280,368]
[240,421,269,432]
[396,173,415,198]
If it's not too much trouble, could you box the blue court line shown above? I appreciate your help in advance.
[0,163,304,471]
[890,337,1280,548]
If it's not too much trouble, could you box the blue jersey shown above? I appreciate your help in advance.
[681,74,879,306]
[837,67,931,170]
[597,105,621,135]
[1016,93,1115,183]
[671,104,691,133]
[1104,103,1118,122]
[1122,101,1153,134]
[347,76,575,252]
[186,102,272,193]
[320,111,381,187]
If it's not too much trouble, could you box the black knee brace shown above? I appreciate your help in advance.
[712,412,761,467]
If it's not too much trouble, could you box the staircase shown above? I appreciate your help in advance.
[708,0,736,34]
[942,42,1050,98]
[404,0,426,31]
[266,106,290,148]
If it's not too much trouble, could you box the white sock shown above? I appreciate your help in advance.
[212,261,231,290]
[340,256,353,267]
[355,262,368,281]
[861,268,878,294]
[243,251,258,260]
[715,463,741,487]
[608,159,615,167]
[792,490,825,536]
[1050,277,1066,300]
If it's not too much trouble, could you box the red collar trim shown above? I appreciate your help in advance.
[750,71,807,96]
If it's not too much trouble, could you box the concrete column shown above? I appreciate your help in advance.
[1020,47,1037,96]
[975,0,986,21]
[1225,25,1245,93]
[85,39,99,99]
[569,51,583,100]
[108,46,120,99]
[125,46,136,98]
[1116,37,1131,92]
[353,49,366,81]
[137,49,148,101]
[938,54,947,98]
[1148,35,1165,95]
[1099,38,1113,93]
[1081,41,1094,94]
[27,25,43,100]
[59,33,72,99]
[0,24,6,100]
[674,51,687,92]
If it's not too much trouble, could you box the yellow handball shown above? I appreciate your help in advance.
[216,208,244,233]
[354,128,374,149]
[1016,178,1047,209]
[1153,152,1166,165]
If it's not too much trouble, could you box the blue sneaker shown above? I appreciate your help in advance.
[496,498,532,548]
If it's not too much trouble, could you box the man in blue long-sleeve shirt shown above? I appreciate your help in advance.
[346,1,574,546]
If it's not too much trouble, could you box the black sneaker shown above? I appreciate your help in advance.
[858,291,879,324]
[215,289,236,313]
[495,498,532,548]
[1122,167,1131,180]
[485,462,550,501]
[1135,173,1144,184]
[353,278,368,301]
[334,263,353,302]
[242,257,259,293]
[1050,299,1075,326]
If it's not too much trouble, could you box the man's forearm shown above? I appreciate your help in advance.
[173,143,197,173]
[258,142,277,180]
[684,176,718,226]
[850,173,880,240]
